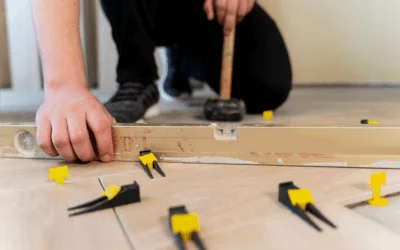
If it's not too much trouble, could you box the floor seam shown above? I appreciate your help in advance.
[98,178,136,250]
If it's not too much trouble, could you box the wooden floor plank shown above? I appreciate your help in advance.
[252,203,400,250]
[186,202,400,250]
[352,195,400,235]
[0,178,131,250]
[0,158,139,194]
[99,163,400,249]
[2,159,400,249]
[2,87,400,126]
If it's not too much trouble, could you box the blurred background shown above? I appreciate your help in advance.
[1,0,400,124]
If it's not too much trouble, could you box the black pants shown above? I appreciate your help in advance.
[100,0,292,113]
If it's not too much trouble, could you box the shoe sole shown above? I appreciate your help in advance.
[159,73,192,102]
[159,89,191,102]
[135,103,161,123]
[111,103,161,124]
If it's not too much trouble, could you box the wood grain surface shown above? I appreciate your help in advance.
[4,123,400,170]
[2,158,400,249]
[220,28,235,99]
[0,158,138,195]
[0,178,131,250]
[353,196,400,235]
[99,163,400,250]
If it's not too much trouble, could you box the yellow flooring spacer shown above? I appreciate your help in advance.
[171,213,200,242]
[368,197,389,207]
[288,189,314,211]
[49,166,69,185]
[102,184,122,200]
[368,120,379,125]
[263,110,274,121]
[368,172,389,207]
[139,153,158,169]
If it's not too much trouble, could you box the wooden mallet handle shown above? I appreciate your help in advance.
[219,27,235,100]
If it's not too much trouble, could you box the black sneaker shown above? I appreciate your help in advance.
[104,82,160,123]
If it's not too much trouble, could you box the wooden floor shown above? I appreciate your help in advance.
[2,86,400,249]
[2,86,400,125]
[0,158,400,249]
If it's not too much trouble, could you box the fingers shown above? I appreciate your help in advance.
[36,116,58,157]
[86,107,114,163]
[223,0,238,35]
[104,107,114,124]
[51,117,76,162]
[237,0,248,22]
[67,112,96,162]
[203,0,214,20]
[247,0,256,13]
[215,0,228,25]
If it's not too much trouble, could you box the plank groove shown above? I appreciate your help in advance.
[0,178,131,250]
[2,158,400,249]
[0,158,139,195]
[99,163,400,249]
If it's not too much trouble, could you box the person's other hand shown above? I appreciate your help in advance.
[203,0,255,35]
[35,85,114,163]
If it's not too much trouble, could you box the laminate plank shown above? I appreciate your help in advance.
[352,195,400,235]
[147,87,400,125]
[0,158,139,194]
[2,87,400,127]
[190,202,400,250]
[0,178,131,250]
[2,159,400,249]
[99,163,400,249]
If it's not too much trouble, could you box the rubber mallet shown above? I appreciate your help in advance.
[204,27,246,121]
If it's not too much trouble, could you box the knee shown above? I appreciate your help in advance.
[244,81,292,114]
[100,0,117,24]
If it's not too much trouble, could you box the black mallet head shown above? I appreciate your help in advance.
[204,98,246,121]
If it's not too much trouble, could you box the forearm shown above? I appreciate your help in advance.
[30,0,86,91]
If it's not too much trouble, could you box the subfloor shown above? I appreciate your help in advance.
[1,85,400,124]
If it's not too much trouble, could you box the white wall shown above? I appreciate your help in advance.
[0,0,10,88]
[1,0,101,91]
[4,0,41,91]
[80,1,98,88]
[260,0,400,84]
[2,0,400,90]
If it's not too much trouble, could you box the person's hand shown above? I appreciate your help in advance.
[35,84,114,163]
[203,0,255,35]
